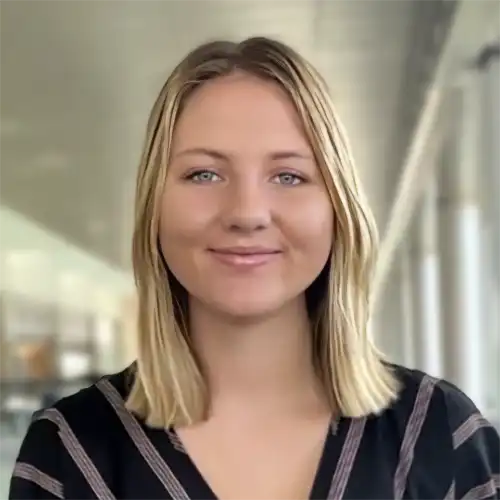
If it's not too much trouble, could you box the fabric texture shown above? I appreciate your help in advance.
[9,365,500,499]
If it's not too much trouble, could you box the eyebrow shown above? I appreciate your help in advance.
[174,148,228,161]
[173,147,314,161]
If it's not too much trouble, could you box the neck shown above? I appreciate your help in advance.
[188,296,327,418]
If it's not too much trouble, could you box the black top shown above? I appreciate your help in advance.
[9,364,500,499]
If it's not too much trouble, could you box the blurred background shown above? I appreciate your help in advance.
[0,0,499,495]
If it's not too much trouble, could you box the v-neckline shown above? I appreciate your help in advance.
[165,418,345,500]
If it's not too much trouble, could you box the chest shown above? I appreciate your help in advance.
[64,411,455,500]
[175,420,331,500]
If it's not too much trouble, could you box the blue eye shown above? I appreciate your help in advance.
[273,173,304,186]
[186,170,222,183]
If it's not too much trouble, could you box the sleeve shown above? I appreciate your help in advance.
[9,415,64,499]
[441,380,500,499]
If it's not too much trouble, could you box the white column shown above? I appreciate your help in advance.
[411,178,443,378]
[438,73,485,411]
[0,295,6,379]
[479,43,500,418]
[400,242,415,369]
[481,220,500,420]
[479,43,500,280]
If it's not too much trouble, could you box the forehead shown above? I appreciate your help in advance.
[172,72,310,153]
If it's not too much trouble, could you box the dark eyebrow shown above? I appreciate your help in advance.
[174,148,313,162]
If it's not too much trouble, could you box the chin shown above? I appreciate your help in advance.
[207,294,288,321]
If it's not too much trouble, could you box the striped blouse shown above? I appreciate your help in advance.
[9,365,500,499]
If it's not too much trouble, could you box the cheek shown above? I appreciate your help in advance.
[158,205,201,288]
[283,193,333,255]
[158,188,216,255]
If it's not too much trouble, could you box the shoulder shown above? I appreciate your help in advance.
[376,365,453,464]
[389,364,500,497]
[389,363,496,436]
[389,364,463,409]
[389,364,495,435]
[9,367,133,499]
[35,366,132,433]
[385,364,447,428]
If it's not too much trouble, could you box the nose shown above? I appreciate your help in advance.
[220,181,271,233]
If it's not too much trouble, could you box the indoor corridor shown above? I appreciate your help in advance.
[1,1,499,497]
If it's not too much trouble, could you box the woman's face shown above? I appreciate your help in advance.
[159,72,333,318]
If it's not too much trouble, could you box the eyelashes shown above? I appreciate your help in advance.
[183,169,307,186]
[185,170,222,183]
[273,172,305,186]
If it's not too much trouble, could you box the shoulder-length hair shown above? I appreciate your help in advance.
[126,36,399,428]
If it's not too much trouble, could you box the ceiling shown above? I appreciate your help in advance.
[0,0,454,269]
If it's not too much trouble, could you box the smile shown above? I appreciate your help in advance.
[208,247,282,268]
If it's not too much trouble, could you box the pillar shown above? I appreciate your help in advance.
[478,42,500,417]
[400,242,415,369]
[411,177,443,378]
[480,222,499,418]
[479,43,500,278]
[438,72,485,411]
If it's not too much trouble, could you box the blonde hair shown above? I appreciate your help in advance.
[126,37,400,428]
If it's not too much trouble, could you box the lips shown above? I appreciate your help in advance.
[210,246,280,255]
[208,246,281,268]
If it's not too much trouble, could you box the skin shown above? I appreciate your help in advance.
[160,71,333,321]
[158,71,335,499]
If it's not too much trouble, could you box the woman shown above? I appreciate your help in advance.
[10,37,499,500]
